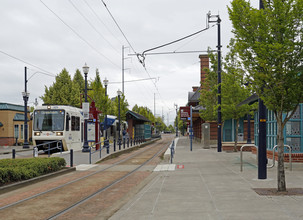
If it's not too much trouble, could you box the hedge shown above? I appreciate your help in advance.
[0,157,66,186]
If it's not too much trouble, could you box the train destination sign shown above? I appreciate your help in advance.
[180,106,190,120]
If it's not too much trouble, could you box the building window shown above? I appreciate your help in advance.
[14,125,19,139]
[71,116,80,131]
[21,125,24,139]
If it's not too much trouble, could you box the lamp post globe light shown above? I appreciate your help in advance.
[117,89,122,150]
[82,63,90,152]
[22,91,30,148]
[174,104,178,137]
[23,66,30,149]
[103,78,109,140]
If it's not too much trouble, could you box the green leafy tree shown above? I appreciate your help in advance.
[199,52,219,122]
[73,69,85,93]
[111,93,129,121]
[41,68,80,106]
[132,105,155,122]
[168,125,175,133]
[222,40,255,151]
[88,69,109,121]
[155,116,167,132]
[229,0,303,191]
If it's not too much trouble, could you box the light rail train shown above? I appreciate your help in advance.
[32,105,127,152]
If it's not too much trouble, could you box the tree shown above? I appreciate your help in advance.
[41,68,80,106]
[222,40,255,151]
[111,93,129,121]
[88,69,109,121]
[132,105,155,122]
[199,52,218,122]
[229,0,303,191]
[73,69,85,93]
[155,116,167,132]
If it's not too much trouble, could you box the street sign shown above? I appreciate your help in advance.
[82,102,89,119]
[180,106,190,120]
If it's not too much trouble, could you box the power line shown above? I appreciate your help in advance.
[0,49,56,76]
[69,0,120,55]
[129,50,215,56]
[82,0,124,46]
[100,0,137,54]
[40,0,120,69]
[137,24,216,67]
[108,77,157,84]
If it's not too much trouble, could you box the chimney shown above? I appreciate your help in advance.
[199,54,209,87]
[192,86,199,92]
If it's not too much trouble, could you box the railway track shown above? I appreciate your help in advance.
[0,135,173,219]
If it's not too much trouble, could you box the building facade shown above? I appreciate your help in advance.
[254,104,303,154]
[0,103,32,146]
[188,55,254,145]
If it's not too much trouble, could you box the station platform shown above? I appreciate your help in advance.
[109,136,303,220]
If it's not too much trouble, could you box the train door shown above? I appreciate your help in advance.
[70,115,82,150]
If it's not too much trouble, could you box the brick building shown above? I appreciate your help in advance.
[0,103,32,146]
[187,55,254,146]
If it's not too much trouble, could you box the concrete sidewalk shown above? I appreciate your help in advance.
[110,136,303,220]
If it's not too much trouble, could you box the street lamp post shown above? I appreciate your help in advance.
[208,12,222,152]
[82,63,90,152]
[23,67,30,149]
[175,104,178,137]
[103,78,109,140]
[117,89,122,150]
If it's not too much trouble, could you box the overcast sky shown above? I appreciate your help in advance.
[0,0,259,125]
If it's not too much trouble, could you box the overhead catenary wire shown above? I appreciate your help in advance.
[83,0,124,46]
[108,77,157,84]
[100,0,137,55]
[68,0,120,55]
[40,0,121,69]
[0,50,56,77]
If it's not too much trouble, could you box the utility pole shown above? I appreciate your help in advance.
[175,104,178,137]
[122,45,125,94]
[154,93,156,117]
[208,12,222,152]
[258,0,267,180]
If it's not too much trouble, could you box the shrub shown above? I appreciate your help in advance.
[0,157,66,186]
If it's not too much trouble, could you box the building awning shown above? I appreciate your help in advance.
[237,93,259,107]
[102,115,116,129]
[126,110,150,122]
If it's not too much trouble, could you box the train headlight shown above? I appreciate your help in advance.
[34,132,41,136]
[56,132,63,136]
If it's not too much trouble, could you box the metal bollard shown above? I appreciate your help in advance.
[89,147,92,164]
[106,140,109,154]
[33,147,38,158]
[70,149,73,167]
[170,146,173,164]
[114,139,116,152]
[12,149,16,159]
[48,144,50,158]
[100,144,102,158]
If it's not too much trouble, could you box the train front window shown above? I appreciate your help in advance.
[34,110,65,131]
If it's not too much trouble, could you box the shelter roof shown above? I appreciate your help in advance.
[237,93,259,106]
[126,110,150,122]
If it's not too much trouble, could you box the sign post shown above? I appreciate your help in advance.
[190,105,193,151]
